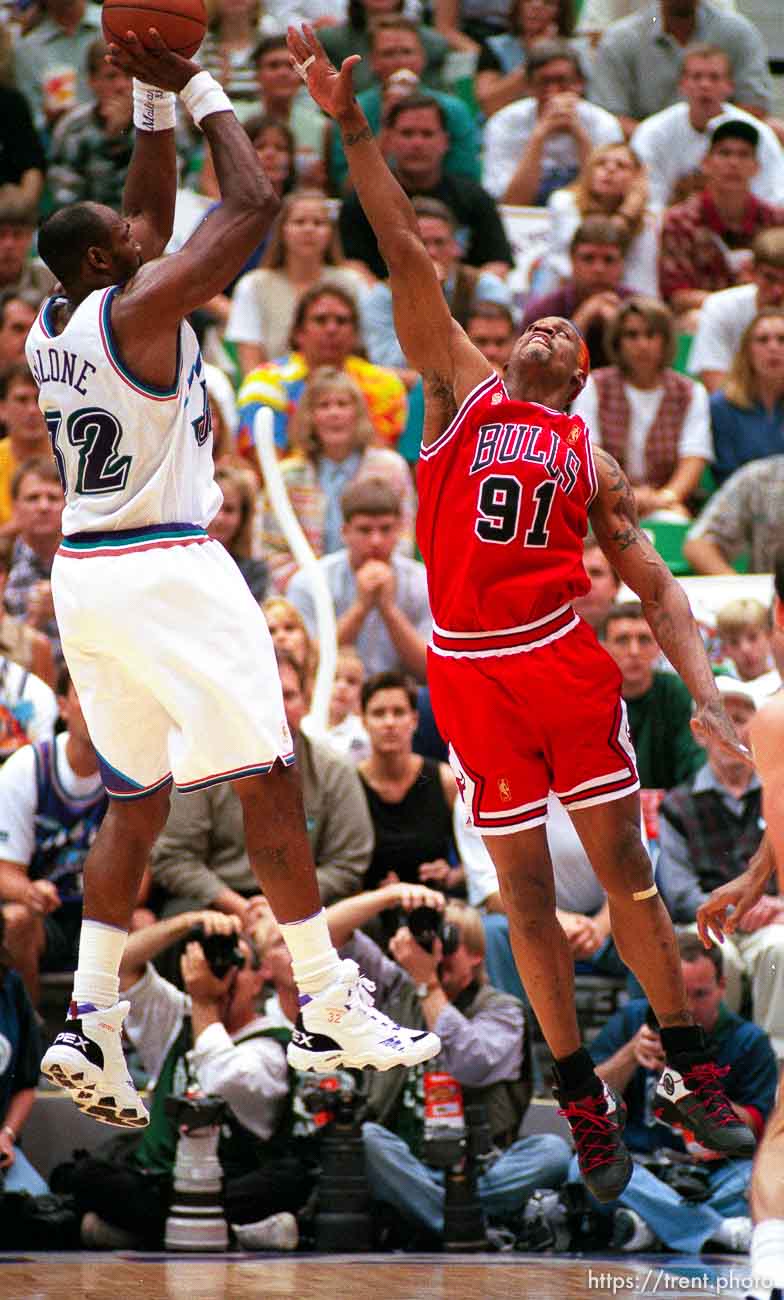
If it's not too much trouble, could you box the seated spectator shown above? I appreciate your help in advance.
[251,34,327,184]
[47,38,133,212]
[0,206,54,301]
[261,596,319,693]
[0,613,57,765]
[150,649,373,917]
[482,41,623,207]
[0,543,55,689]
[571,296,712,518]
[0,919,48,1195]
[288,479,431,681]
[0,84,45,221]
[321,645,370,763]
[70,908,313,1248]
[659,120,784,327]
[226,190,370,377]
[716,598,775,686]
[522,216,634,369]
[236,284,407,463]
[11,0,104,131]
[537,143,660,298]
[708,309,784,486]
[328,19,480,195]
[4,458,65,663]
[261,366,416,592]
[688,229,784,393]
[358,670,460,898]
[573,533,620,631]
[571,931,776,1255]
[476,0,580,119]
[631,44,784,211]
[207,465,269,604]
[0,667,105,1006]
[320,0,449,97]
[657,676,784,1062]
[683,454,784,575]
[600,601,705,790]
[465,300,516,374]
[0,364,52,532]
[327,882,572,1241]
[195,0,269,114]
[588,0,772,139]
[339,94,513,282]
[361,196,512,370]
[0,294,37,388]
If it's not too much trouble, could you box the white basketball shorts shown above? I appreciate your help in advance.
[52,525,294,799]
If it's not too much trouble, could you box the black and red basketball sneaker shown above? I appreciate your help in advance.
[555,1081,633,1203]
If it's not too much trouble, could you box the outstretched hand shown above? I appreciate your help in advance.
[696,868,768,949]
[286,23,360,120]
[690,699,754,768]
[106,28,200,93]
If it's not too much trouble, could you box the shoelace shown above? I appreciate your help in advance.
[344,973,399,1029]
[680,1062,737,1127]
[557,1096,623,1173]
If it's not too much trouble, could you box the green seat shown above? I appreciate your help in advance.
[640,517,693,575]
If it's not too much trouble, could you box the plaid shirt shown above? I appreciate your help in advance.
[659,190,784,300]
[48,102,133,209]
[687,453,784,572]
[4,539,61,661]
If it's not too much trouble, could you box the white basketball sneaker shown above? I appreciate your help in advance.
[41,999,149,1128]
[287,959,441,1073]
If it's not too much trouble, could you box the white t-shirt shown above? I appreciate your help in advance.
[542,188,660,296]
[571,373,713,481]
[226,267,368,361]
[482,97,624,201]
[687,282,760,378]
[0,658,57,761]
[631,102,784,209]
[577,0,734,30]
[0,731,102,866]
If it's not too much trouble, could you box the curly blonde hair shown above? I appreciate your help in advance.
[261,596,319,693]
[572,143,645,240]
[724,308,784,410]
[289,367,375,462]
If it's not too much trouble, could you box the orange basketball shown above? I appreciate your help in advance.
[102,0,207,59]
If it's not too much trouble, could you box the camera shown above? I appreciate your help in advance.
[164,1094,228,1251]
[186,924,245,979]
[406,905,459,957]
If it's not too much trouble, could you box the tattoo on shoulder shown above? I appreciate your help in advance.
[344,125,373,148]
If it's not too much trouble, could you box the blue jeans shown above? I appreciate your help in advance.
[362,1121,571,1236]
[5,1148,49,1196]
[568,1152,752,1253]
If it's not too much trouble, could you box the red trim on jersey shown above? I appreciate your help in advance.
[585,433,599,506]
[419,371,503,461]
[431,603,579,657]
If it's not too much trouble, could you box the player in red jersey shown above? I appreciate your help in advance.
[288,25,757,1203]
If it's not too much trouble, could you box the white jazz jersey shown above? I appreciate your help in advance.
[25,287,222,534]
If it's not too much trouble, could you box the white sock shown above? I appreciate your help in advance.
[751,1219,784,1290]
[279,908,342,994]
[71,919,128,1011]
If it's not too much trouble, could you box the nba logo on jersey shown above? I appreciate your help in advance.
[567,425,580,444]
[497,777,512,802]
[490,391,502,405]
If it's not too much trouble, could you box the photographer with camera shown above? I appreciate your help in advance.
[325,882,572,1245]
[568,930,778,1257]
[67,906,312,1249]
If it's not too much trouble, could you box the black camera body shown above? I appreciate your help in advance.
[186,924,244,978]
[407,905,459,957]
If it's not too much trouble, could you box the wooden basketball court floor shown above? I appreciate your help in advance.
[0,1250,760,1300]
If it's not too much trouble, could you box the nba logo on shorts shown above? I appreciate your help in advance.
[497,777,512,802]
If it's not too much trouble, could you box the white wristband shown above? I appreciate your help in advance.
[133,79,176,132]
[180,71,234,126]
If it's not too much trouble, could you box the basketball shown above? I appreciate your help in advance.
[102,0,207,59]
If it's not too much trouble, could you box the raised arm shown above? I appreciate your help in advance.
[588,446,748,763]
[108,34,280,330]
[287,25,492,429]
[121,86,177,262]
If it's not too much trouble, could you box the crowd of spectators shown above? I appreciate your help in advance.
[0,0,782,1262]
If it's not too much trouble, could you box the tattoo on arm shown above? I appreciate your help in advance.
[344,125,373,147]
[592,447,643,552]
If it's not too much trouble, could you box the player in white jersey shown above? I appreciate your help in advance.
[27,33,439,1128]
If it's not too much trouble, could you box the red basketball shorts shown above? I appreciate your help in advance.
[428,619,639,835]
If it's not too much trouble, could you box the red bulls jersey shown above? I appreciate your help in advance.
[416,372,598,657]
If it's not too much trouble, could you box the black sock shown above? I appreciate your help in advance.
[553,1047,600,1097]
[660,1025,706,1062]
